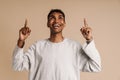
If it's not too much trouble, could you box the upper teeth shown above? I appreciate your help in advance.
[54,24,59,27]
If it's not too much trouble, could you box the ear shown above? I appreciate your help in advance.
[63,22,66,28]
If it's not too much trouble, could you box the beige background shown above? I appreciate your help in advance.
[0,0,120,80]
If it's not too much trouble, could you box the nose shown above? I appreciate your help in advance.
[54,18,59,23]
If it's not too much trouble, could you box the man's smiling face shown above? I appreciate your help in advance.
[47,12,66,34]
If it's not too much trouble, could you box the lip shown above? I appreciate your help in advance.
[53,26,59,29]
[53,23,60,29]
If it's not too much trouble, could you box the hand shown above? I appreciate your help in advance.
[80,18,93,41]
[19,19,31,41]
[17,19,31,48]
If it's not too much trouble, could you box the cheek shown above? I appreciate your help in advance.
[50,20,55,25]
[61,21,65,27]
[61,20,65,24]
[47,21,53,27]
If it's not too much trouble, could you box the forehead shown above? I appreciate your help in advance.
[49,12,64,17]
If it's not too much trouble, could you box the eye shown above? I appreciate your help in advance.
[49,15,55,20]
[59,15,64,19]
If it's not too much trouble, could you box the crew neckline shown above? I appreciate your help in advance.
[47,38,67,45]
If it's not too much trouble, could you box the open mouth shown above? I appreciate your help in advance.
[53,23,60,29]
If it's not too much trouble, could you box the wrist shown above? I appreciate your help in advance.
[17,39,25,48]
[86,37,93,44]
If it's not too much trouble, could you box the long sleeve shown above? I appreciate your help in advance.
[79,40,101,72]
[12,45,35,71]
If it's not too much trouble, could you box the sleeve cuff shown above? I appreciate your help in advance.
[13,45,24,58]
[82,40,100,61]
[83,40,95,49]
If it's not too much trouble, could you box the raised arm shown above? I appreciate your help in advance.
[17,19,31,48]
[13,19,33,71]
[79,18,101,72]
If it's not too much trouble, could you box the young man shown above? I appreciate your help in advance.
[13,9,101,80]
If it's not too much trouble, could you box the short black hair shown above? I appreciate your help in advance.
[47,9,65,21]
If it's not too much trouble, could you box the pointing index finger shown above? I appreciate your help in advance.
[84,18,88,27]
[24,19,28,28]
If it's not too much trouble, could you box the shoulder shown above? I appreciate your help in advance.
[64,38,82,51]
[34,39,48,46]
[65,38,82,47]
[66,38,80,44]
[29,39,48,48]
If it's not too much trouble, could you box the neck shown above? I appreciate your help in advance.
[49,32,64,43]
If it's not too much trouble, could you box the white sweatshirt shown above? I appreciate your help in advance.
[13,38,101,80]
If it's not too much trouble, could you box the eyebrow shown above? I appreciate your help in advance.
[50,14,64,18]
